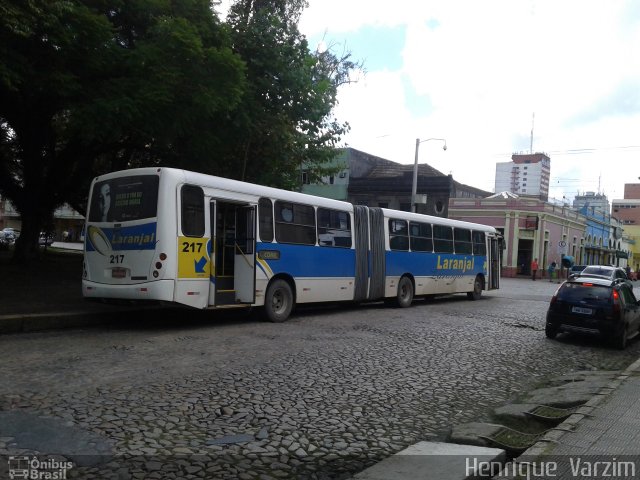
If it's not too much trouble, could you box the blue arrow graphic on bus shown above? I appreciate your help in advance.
[194,256,207,273]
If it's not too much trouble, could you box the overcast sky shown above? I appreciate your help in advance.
[298,0,640,202]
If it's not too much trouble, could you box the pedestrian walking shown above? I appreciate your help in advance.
[547,261,556,282]
[531,258,539,280]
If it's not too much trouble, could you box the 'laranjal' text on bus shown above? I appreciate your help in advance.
[436,256,475,273]
[112,232,156,248]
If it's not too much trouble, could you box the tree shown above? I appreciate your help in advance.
[220,0,360,190]
[0,0,245,263]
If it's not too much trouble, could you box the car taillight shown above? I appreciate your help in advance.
[612,290,621,316]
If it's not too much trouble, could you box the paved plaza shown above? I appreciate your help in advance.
[0,278,639,478]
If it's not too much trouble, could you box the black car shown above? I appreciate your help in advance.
[545,276,640,349]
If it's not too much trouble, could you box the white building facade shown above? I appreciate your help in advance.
[494,153,551,200]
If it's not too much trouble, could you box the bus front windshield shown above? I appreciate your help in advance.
[89,176,159,223]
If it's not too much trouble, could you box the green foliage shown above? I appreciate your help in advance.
[220,0,358,190]
[0,0,245,262]
[0,0,360,263]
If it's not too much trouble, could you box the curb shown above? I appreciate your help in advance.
[0,311,119,335]
[516,356,640,459]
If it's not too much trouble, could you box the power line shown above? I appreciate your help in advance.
[492,145,640,157]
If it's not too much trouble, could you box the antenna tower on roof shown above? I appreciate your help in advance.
[530,112,535,154]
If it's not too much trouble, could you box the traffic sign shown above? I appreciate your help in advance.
[557,240,568,255]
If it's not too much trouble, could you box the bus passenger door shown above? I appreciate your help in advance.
[488,236,501,290]
[208,200,216,306]
[235,206,256,303]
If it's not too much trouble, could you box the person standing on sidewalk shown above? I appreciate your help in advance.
[531,258,539,280]
[547,261,556,282]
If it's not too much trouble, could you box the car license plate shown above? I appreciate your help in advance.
[112,268,127,279]
[571,306,593,315]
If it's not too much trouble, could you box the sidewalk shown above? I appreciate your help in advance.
[352,357,640,480]
[497,356,640,479]
[0,244,155,334]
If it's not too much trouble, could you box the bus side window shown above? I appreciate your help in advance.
[317,208,352,248]
[259,198,274,242]
[389,219,409,251]
[472,231,487,255]
[433,225,453,253]
[181,185,204,237]
[454,228,472,254]
[410,222,433,252]
[275,201,316,245]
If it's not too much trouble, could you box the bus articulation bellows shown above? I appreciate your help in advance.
[82,167,501,322]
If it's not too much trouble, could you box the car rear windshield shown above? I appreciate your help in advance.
[89,175,159,222]
[580,267,612,277]
[557,283,613,305]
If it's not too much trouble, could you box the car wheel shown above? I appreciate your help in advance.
[264,279,294,323]
[612,325,628,350]
[467,275,483,300]
[396,276,414,308]
[545,323,558,339]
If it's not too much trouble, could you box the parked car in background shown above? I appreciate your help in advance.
[577,265,633,288]
[1,227,19,241]
[546,276,640,349]
[568,265,587,277]
[39,232,54,246]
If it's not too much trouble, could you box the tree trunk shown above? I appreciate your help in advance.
[12,204,53,264]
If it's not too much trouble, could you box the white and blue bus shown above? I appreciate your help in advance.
[83,167,501,321]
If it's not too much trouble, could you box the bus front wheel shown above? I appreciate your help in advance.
[396,276,414,308]
[264,279,294,322]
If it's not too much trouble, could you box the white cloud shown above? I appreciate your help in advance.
[301,0,640,200]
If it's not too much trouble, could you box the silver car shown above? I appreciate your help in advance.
[577,265,633,289]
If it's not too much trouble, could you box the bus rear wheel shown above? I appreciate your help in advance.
[467,275,483,300]
[264,279,294,322]
[396,276,414,308]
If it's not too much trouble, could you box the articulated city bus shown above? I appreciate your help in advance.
[83,167,501,321]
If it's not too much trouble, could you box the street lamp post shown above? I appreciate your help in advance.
[411,137,447,212]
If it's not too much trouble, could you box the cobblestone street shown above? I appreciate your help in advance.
[1,278,639,479]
